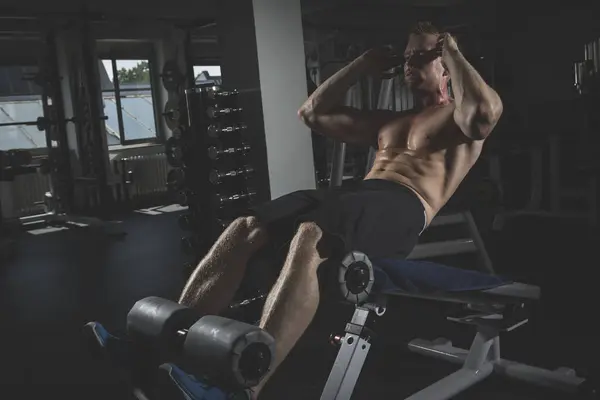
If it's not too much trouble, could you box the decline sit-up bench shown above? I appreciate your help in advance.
[144,247,586,400]
[84,210,590,400]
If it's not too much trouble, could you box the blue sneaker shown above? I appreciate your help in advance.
[158,363,253,400]
[83,321,135,369]
[84,322,160,399]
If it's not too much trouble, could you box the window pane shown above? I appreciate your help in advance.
[194,65,221,85]
[0,66,46,150]
[101,91,121,146]
[119,92,157,141]
[114,59,156,142]
[116,60,151,87]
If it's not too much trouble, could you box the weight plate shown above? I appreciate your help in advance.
[171,126,185,140]
[163,99,182,131]
[162,60,184,92]
[165,137,183,168]
[175,190,189,207]
[166,168,186,191]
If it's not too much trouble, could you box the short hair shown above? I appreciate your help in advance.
[410,21,440,36]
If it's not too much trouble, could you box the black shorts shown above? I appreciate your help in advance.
[247,179,426,261]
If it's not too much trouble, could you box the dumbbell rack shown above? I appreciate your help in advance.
[165,84,256,272]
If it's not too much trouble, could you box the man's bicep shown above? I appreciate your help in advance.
[310,106,394,146]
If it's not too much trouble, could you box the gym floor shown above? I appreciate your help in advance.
[1,210,597,400]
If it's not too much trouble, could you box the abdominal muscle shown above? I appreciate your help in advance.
[364,147,472,226]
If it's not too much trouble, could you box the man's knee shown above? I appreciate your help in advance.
[228,216,269,247]
[295,221,323,242]
[295,221,344,262]
[292,222,331,263]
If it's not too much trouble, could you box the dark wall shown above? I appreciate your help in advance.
[493,4,598,136]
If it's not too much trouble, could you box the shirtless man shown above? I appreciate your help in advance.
[178,22,502,399]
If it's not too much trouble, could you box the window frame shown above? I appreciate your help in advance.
[102,57,160,147]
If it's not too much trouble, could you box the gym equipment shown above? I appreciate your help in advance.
[488,129,597,230]
[157,211,590,400]
[317,245,586,400]
[207,123,247,139]
[491,38,599,230]
[207,106,243,120]
[166,168,186,191]
[0,115,107,131]
[174,83,256,276]
[0,150,33,170]
[163,99,182,131]
[74,21,114,210]
[175,190,191,207]
[166,137,184,167]
[127,296,198,353]
[208,144,251,161]
[206,88,239,101]
[161,60,185,92]
[209,166,254,186]
[85,296,275,397]
[171,126,186,140]
[183,315,274,388]
[213,190,256,209]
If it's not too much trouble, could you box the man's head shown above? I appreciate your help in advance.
[404,22,449,92]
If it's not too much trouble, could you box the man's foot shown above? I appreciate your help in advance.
[83,321,135,369]
[84,322,165,399]
[158,363,254,400]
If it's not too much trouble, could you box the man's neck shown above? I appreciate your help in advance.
[414,87,452,109]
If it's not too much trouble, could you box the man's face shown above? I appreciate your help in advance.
[403,33,446,91]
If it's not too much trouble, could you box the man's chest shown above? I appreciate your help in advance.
[377,106,463,152]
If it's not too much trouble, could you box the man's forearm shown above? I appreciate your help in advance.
[298,56,370,117]
[443,48,503,139]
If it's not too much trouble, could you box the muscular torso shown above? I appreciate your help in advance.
[364,103,484,225]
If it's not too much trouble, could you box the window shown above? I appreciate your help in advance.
[100,59,158,146]
[0,65,47,151]
[193,65,222,86]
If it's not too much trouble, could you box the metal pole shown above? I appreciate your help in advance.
[329,141,346,188]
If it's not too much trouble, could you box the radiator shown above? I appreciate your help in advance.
[111,151,170,204]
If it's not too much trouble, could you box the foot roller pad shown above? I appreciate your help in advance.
[126,296,197,353]
[183,315,276,388]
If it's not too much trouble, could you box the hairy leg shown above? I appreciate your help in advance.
[178,216,268,315]
[252,222,326,398]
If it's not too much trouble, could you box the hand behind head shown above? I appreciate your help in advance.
[362,46,404,73]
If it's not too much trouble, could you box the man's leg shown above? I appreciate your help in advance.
[179,216,268,315]
[251,221,326,398]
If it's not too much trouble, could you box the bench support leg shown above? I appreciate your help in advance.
[320,306,375,400]
[408,331,585,395]
[406,330,495,400]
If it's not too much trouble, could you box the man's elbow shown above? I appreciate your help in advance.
[298,107,319,130]
[462,99,503,140]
